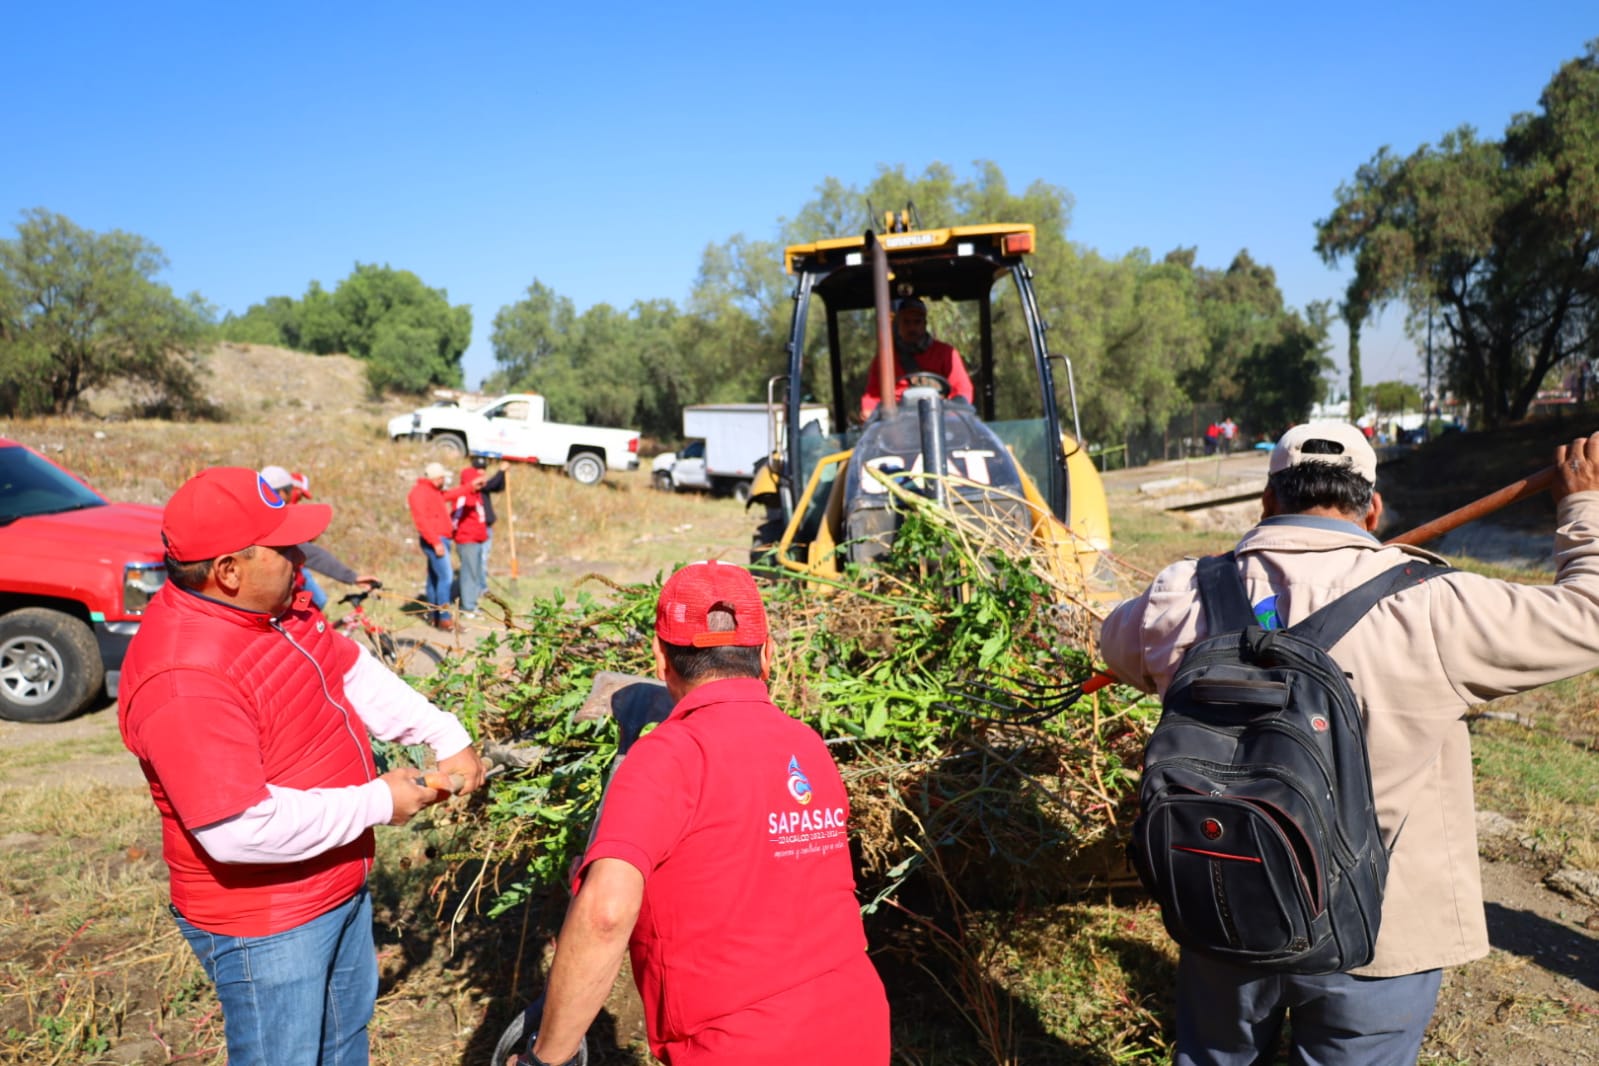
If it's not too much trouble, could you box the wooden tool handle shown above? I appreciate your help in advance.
[419,772,467,793]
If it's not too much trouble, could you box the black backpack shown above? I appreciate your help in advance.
[1129,552,1449,974]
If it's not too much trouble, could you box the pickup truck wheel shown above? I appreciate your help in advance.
[433,433,468,458]
[653,472,674,492]
[0,608,103,723]
[566,453,606,486]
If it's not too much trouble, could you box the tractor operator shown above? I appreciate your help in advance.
[860,294,974,419]
[525,560,890,1065]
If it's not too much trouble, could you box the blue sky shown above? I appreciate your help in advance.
[4,2,1591,392]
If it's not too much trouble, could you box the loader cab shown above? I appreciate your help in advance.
[769,219,1110,577]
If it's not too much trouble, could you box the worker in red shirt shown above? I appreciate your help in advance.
[407,462,455,630]
[451,466,490,618]
[524,561,890,1065]
[860,294,974,419]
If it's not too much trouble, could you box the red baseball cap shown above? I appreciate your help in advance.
[656,560,770,648]
[162,467,333,561]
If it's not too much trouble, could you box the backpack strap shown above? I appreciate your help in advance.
[1195,552,1258,632]
[1286,560,1454,651]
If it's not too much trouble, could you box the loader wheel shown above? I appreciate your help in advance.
[0,608,104,723]
[566,452,606,486]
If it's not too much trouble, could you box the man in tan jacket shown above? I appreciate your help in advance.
[1099,423,1599,1065]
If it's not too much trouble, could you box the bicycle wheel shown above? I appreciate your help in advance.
[370,632,446,679]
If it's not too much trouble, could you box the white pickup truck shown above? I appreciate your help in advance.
[387,392,640,485]
[652,402,829,503]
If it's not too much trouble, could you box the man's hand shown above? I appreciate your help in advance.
[380,766,448,825]
[1553,432,1599,501]
[355,574,379,589]
[433,542,446,557]
[436,745,488,796]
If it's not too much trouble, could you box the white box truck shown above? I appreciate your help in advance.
[652,402,829,503]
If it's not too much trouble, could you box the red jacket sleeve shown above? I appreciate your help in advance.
[406,483,452,547]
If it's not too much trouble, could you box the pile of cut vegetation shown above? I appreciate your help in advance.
[415,491,1158,946]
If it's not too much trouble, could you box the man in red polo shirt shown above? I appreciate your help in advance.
[119,467,486,1066]
[526,561,890,1065]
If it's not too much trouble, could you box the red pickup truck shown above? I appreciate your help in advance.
[0,438,166,722]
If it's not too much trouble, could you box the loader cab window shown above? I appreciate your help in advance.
[792,264,1066,529]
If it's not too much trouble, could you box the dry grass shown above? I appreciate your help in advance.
[0,778,215,1066]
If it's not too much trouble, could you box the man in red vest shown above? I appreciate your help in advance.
[860,295,974,419]
[525,561,890,1065]
[119,466,486,1066]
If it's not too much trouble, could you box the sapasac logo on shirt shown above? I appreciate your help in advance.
[768,754,847,847]
[786,755,813,806]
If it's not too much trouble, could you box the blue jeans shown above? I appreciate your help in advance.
[1175,950,1442,1066]
[421,536,453,620]
[457,540,486,611]
[174,887,377,1066]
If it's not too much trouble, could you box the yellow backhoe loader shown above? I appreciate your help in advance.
[748,210,1112,587]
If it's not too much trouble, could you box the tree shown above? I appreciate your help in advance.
[489,284,700,438]
[219,295,299,346]
[0,209,208,416]
[488,280,576,390]
[1180,250,1299,406]
[330,264,470,394]
[1369,380,1422,416]
[1235,303,1334,440]
[1317,42,1599,426]
[221,268,470,394]
[1072,250,1207,446]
